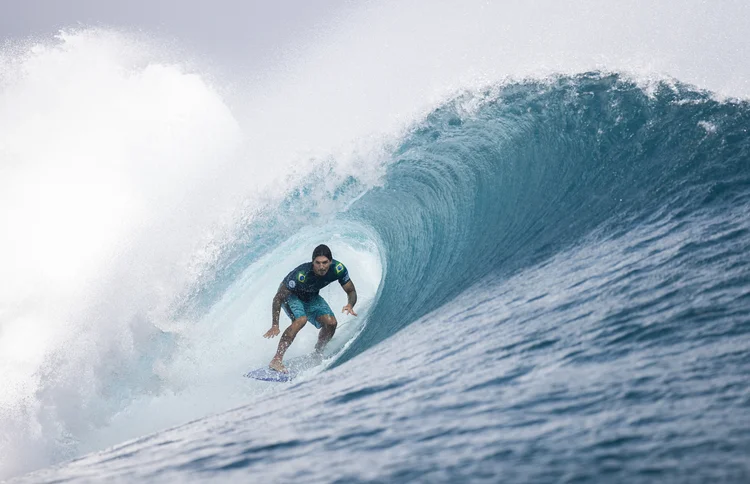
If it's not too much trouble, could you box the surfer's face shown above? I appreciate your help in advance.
[313,256,331,276]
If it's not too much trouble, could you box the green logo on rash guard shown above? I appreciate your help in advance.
[335,263,344,274]
[297,272,307,283]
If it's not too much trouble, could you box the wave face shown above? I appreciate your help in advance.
[13,73,750,483]
[344,73,750,359]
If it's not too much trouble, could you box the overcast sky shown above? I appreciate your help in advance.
[1,0,351,68]
[3,0,749,99]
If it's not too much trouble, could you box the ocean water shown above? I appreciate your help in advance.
[2,3,750,483]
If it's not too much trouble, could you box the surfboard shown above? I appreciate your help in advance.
[244,367,298,382]
[243,353,324,382]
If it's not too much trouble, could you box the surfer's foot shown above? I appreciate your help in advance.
[269,358,288,373]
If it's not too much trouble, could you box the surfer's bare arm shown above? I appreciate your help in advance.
[341,280,358,316]
[264,284,290,338]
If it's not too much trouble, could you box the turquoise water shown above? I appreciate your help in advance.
[11,73,750,483]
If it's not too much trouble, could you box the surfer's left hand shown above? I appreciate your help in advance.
[342,305,358,316]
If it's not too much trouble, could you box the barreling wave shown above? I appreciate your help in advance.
[7,70,750,482]
[15,71,750,483]
[332,72,750,361]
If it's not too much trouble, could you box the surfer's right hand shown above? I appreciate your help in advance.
[263,326,280,338]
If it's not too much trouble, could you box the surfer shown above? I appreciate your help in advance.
[263,244,357,372]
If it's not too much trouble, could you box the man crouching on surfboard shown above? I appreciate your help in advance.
[263,244,357,373]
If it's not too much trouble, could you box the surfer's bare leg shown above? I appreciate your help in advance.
[315,314,337,354]
[270,316,307,372]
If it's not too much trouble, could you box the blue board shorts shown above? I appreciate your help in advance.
[282,294,334,329]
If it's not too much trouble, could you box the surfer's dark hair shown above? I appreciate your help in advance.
[312,244,333,261]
